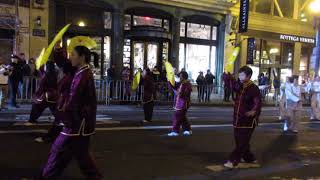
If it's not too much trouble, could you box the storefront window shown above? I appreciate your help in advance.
[281,43,294,66]
[179,43,185,70]
[104,36,111,73]
[133,43,144,70]
[164,19,170,31]
[261,40,281,65]
[147,44,158,69]
[300,44,312,76]
[186,44,210,82]
[180,22,186,37]
[163,42,169,62]
[212,26,217,40]
[187,23,211,40]
[124,15,131,30]
[123,39,131,67]
[104,12,112,29]
[133,16,162,27]
[89,37,102,79]
[211,46,216,74]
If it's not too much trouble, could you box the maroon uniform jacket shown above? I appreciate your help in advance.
[143,75,155,103]
[233,80,261,128]
[34,69,58,104]
[170,80,192,111]
[62,65,97,136]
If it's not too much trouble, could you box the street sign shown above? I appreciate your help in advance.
[239,0,249,33]
[247,38,255,64]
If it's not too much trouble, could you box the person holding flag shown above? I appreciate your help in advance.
[141,68,155,123]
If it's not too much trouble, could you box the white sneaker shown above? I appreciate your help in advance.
[223,161,234,169]
[167,132,179,137]
[35,137,44,143]
[183,131,192,136]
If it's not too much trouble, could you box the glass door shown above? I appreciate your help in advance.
[133,42,159,72]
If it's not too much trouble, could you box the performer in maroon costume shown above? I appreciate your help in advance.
[41,46,102,180]
[167,71,192,136]
[224,66,262,169]
[28,61,58,124]
[142,68,155,123]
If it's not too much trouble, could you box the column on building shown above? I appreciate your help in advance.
[293,42,302,75]
[112,8,125,79]
[170,10,181,68]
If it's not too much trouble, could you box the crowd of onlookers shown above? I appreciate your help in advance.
[0,53,39,110]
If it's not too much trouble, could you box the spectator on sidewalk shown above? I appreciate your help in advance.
[0,58,10,110]
[107,65,116,98]
[18,53,27,97]
[8,55,22,108]
[222,71,231,102]
[205,69,215,102]
[196,71,205,102]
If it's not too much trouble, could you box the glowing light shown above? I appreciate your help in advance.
[269,48,279,54]
[301,13,305,18]
[145,17,151,20]
[310,0,320,13]
[78,21,86,27]
[301,18,308,22]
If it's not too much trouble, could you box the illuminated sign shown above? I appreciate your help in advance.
[239,0,249,33]
[280,34,315,44]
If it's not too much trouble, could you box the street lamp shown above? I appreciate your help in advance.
[309,0,320,76]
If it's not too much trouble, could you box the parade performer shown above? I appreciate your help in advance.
[284,75,302,134]
[310,76,320,120]
[41,46,102,180]
[167,71,192,137]
[26,61,58,125]
[280,77,289,131]
[142,68,155,123]
[224,66,261,169]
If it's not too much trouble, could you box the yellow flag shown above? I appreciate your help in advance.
[164,61,175,86]
[36,24,71,70]
[67,36,97,54]
[131,71,141,91]
[225,47,240,73]
[35,48,45,70]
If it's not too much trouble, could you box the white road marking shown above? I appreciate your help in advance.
[1,121,320,134]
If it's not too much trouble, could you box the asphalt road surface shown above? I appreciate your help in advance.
[0,106,319,180]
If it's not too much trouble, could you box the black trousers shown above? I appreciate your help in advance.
[143,101,154,121]
[229,127,256,165]
[29,101,57,123]
[8,79,19,106]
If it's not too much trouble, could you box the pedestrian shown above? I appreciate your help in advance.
[284,75,302,134]
[279,77,289,123]
[222,71,231,102]
[107,64,116,99]
[142,68,155,123]
[167,71,192,137]
[224,66,262,169]
[196,71,205,102]
[273,75,281,101]
[8,55,22,108]
[41,46,102,180]
[121,66,131,100]
[310,76,320,120]
[205,69,215,102]
[18,53,27,97]
[24,61,62,143]
[0,58,10,110]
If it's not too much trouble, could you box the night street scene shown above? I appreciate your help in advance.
[2,0,320,180]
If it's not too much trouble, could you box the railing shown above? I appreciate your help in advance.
[16,77,276,105]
